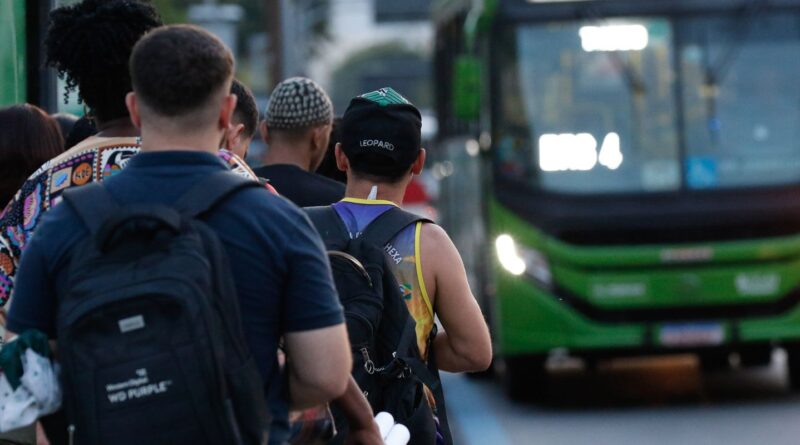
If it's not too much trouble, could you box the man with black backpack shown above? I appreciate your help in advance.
[306,88,493,445]
[6,25,352,444]
[244,77,380,445]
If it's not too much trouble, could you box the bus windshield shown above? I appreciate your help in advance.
[495,12,800,194]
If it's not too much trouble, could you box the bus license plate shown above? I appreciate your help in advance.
[659,323,724,347]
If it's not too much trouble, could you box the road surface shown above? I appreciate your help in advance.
[443,352,800,445]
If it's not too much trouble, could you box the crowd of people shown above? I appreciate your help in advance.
[0,1,491,444]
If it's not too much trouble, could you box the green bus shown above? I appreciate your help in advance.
[433,0,800,399]
[0,0,57,109]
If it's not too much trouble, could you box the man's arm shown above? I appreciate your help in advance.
[420,224,493,372]
[278,208,357,409]
[334,377,382,445]
[284,324,351,410]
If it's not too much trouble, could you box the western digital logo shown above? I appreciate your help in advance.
[105,368,173,404]
[360,139,395,151]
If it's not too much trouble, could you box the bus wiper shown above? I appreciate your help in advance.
[702,0,767,144]
[703,0,767,88]
[581,3,647,151]
[581,4,647,97]
[610,53,646,95]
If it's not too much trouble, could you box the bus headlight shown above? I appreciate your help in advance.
[495,234,552,287]
[496,235,526,275]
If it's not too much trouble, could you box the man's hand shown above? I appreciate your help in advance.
[344,422,383,445]
[35,421,50,445]
[335,377,381,445]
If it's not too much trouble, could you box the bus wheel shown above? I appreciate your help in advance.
[785,344,800,390]
[503,356,547,402]
[698,351,730,372]
[738,347,773,368]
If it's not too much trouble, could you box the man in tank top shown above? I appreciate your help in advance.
[330,88,493,440]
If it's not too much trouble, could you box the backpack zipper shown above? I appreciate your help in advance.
[361,347,376,374]
[59,278,170,327]
[59,270,210,327]
[360,347,391,375]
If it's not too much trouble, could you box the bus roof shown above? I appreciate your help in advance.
[433,0,800,25]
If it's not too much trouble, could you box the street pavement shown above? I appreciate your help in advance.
[443,352,800,445]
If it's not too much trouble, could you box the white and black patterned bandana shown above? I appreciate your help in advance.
[265,77,333,129]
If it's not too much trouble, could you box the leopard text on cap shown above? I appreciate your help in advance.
[359,139,395,151]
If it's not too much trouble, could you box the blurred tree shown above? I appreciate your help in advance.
[148,0,330,90]
[149,0,189,23]
[148,1,328,56]
[330,42,431,113]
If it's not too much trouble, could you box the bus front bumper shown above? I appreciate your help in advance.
[495,274,800,357]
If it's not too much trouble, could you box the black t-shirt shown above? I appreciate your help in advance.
[254,164,345,207]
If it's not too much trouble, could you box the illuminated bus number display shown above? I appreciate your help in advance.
[538,132,623,172]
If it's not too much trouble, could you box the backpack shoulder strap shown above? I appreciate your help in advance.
[62,183,121,236]
[304,206,350,250]
[176,170,261,218]
[360,206,432,247]
[411,326,454,445]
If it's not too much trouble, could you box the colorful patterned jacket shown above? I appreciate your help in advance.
[0,136,259,307]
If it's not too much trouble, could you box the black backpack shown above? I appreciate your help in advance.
[305,206,452,445]
[58,171,269,445]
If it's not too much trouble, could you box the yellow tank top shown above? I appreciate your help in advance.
[331,198,435,359]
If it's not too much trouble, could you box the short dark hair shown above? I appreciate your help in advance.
[130,25,234,117]
[0,104,65,205]
[231,79,258,139]
[44,0,162,123]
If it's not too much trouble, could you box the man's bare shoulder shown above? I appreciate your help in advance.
[419,222,453,249]
[417,222,461,290]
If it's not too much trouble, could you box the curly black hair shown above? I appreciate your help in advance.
[44,0,162,123]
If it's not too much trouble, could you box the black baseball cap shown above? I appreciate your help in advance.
[340,87,422,178]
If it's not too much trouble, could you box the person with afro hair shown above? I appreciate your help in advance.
[45,0,162,126]
[0,0,260,332]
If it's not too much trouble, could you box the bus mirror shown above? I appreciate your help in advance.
[454,55,481,120]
